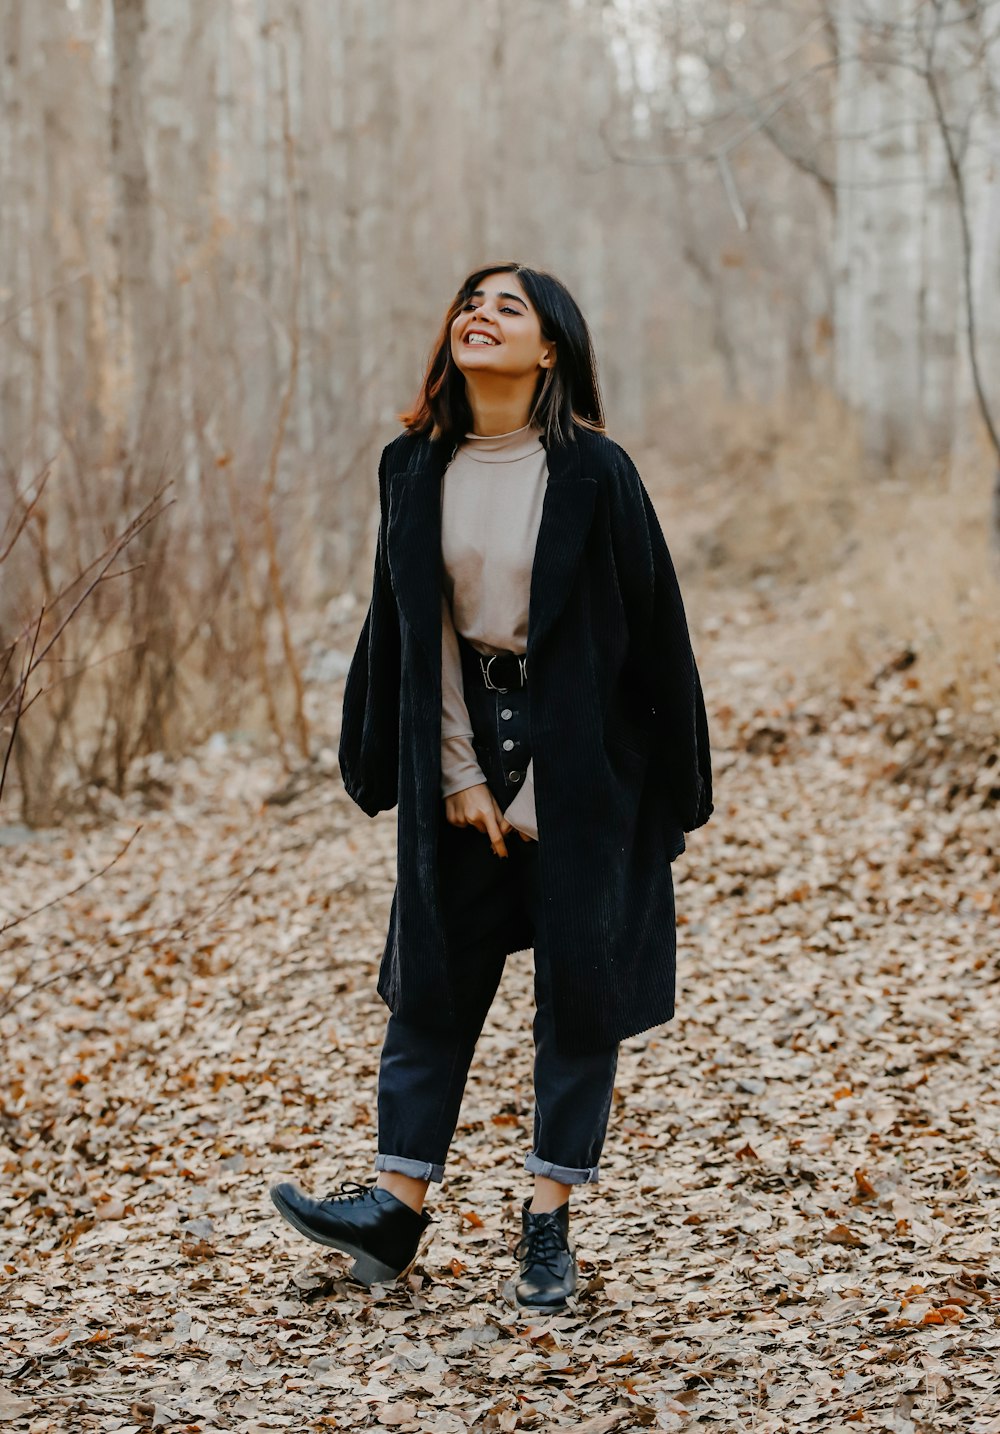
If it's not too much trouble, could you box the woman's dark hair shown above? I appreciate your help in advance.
[398,261,605,448]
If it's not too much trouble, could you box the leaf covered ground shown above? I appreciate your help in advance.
[2,575,998,1434]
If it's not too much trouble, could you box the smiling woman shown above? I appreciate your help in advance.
[270,260,713,1316]
[401,261,605,450]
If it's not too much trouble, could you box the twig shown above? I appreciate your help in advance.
[0,489,173,720]
[0,859,264,1022]
[0,826,142,937]
[0,489,173,807]
[0,462,52,562]
[925,0,1000,471]
[262,34,310,761]
[0,612,43,807]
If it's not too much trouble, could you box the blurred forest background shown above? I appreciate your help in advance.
[2,0,999,822]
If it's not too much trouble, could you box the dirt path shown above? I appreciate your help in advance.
[2,576,998,1432]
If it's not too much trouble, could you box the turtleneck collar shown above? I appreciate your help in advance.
[458,421,544,464]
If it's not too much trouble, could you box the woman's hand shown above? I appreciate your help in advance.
[444,783,533,857]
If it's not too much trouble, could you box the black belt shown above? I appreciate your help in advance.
[455,629,528,691]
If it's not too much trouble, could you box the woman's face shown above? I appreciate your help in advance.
[449,271,555,382]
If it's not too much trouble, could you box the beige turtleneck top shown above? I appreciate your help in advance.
[440,421,546,842]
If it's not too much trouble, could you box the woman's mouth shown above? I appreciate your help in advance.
[464,330,500,346]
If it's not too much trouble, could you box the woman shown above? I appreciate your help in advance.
[270,262,713,1310]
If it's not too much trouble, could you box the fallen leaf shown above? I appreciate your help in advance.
[825,1223,865,1247]
[853,1169,878,1201]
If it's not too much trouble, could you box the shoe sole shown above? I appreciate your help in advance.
[269,1184,427,1287]
[513,1284,576,1311]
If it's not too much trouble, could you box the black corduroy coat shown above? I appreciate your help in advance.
[338,425,714,1057]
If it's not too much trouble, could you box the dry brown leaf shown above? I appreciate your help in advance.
[824,1223,865,1247]
[852,1168,878,1201]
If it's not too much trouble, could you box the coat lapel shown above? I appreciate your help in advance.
[386,430,599,674]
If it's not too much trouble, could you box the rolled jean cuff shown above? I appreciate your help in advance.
[525,1151,600,1185]
[374,1152,445,1184]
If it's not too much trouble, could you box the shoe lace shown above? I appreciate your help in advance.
[514,1215,570,1276]
[321,1180,378,1204]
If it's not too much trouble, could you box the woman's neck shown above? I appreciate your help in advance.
[464,382,538,437]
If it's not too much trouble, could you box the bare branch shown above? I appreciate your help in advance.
[0,826,143,937]
[0,856,264,1022]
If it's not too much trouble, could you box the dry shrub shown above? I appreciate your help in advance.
[1,446,306,827]
[652,384,1000,712]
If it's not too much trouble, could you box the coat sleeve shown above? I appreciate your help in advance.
[606,443,714,834]
[337,444,401,817]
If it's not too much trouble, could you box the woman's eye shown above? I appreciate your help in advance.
[461,302,519,314]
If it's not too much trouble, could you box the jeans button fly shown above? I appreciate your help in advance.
[500,708,512,720]
[502,739,514,751]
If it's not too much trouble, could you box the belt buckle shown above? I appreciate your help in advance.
[479,651,527,691]
[480,653,505,692]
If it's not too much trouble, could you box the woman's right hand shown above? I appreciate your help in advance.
[444,783,525,857]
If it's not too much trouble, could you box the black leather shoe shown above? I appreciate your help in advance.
[513,1197,577,1309]
[269,1180,434,1286]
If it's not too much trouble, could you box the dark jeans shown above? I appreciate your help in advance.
[374,636,620,1185]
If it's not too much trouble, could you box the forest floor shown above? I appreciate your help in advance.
[2,471,999,1433]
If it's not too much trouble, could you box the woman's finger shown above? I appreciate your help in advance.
[483,802,508,858]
